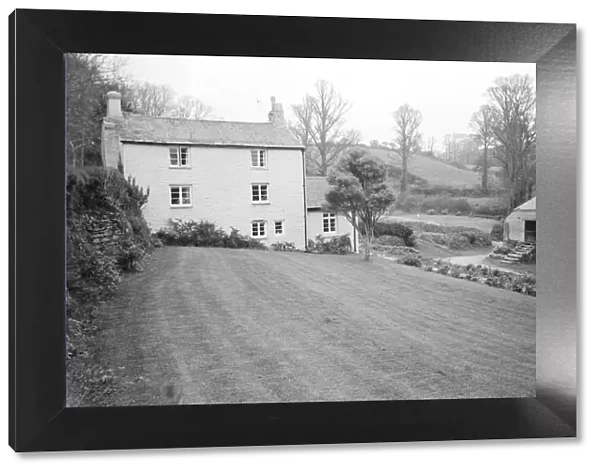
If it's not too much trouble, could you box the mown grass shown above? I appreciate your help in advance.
[74,247,536,406]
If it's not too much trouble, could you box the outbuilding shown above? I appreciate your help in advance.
[504,197,536,243]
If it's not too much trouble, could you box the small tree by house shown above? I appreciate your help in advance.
[324,149,396,262]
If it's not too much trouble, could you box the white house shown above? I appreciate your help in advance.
[504,197,536,243]
[101,91,308,249]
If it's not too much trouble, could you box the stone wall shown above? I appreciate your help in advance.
[79,210,131,255]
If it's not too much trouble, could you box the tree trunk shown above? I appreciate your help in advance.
[363,227,374,262]
[481,144,488,191]
[401,154,408,193]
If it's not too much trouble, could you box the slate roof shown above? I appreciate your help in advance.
[306,177,331,209]
[108,113,304,148]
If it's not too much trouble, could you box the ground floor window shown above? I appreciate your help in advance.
[170,185,192,207]
[252,220,267,238]
[274,220,284,235]
[323,213,337,233]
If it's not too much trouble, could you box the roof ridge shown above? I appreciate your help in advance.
[123,112,275,126]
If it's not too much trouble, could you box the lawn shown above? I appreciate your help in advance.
[385,213,499,233]
[77,247,535,406]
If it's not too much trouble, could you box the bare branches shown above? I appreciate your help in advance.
[127,81,174,117]
[469,104,498,190]
[291,80,355,176]
[172,95,216,120]
[392,104,422,192]
[486,74,536,209]
[290,94,314,147]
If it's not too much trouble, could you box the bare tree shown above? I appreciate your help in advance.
[66,53,133,166]
[392,104,422,193]
[469,104,497,191]
[129,81,175,117]
[426,136,435,154]
[291,80,358,176]
[290,94,320,175]
[172,95,215,120]
[290,94,313,147]
[487,74,536,210]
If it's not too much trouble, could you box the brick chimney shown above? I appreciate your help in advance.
[268,96,285,127]
[106,91,122,118]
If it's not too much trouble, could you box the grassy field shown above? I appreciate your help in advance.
[77,247,535,406]
[369,151,482,188]
[385,213,499,233]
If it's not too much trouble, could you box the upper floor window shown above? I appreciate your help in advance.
[251,149,267,168]
[169,146,190,167]
[251,183,269,203]
[323,213,337,233]
[170,185,192,207]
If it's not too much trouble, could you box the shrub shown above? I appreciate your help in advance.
[373,221,416,247]
[398,255,422,267]
[475,202,508,217]
[427,209,436,215]
[116,241,146,271]
[492,243,513,256]
[522,246,536,264]
[401,196,472,215]
[155,219,267,250]
[418,232,449,246]
[374,235,405,247]
[491,222,504,241]
[421,259,536,296]
[271,241,298,252]
[373,244,421,258]
[306,234,353,255]
[396,194,421,212]
[67,166,154,320]
[448,234,470,251]
[386,164,427,185]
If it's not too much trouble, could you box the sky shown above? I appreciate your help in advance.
[116,55,535,149]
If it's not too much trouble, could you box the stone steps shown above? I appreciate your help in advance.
[501,242,536,264]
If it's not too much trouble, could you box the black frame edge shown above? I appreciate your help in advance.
[10,9,577,452]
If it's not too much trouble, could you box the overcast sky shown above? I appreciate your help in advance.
[117,55,535,148]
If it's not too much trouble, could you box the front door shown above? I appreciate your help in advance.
[524,220,536,243]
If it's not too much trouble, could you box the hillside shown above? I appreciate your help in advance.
[367,149,482,188]
[305,146,484,189]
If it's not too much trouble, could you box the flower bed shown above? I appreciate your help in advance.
[420,259,536,296]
